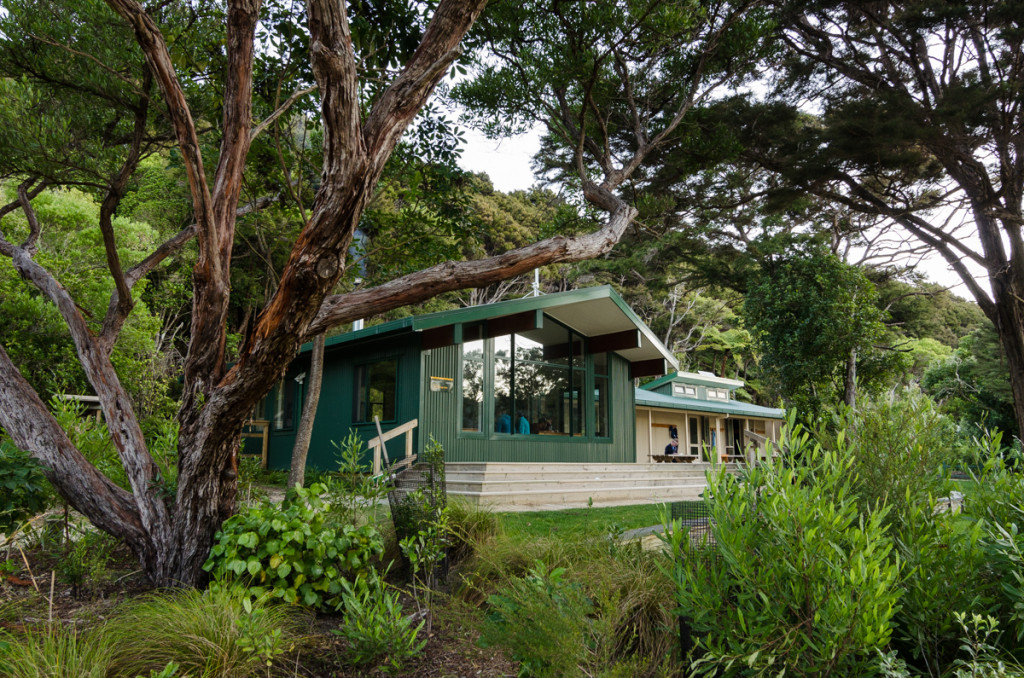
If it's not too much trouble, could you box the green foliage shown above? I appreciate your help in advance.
[482,560,644,678]
[0,186,176,417]
[744,245,891,416]
[667,422,902,676]
[49,396,177,497]
[923,322,1018,439]
[333,568,426,673]
[482,561,598,677]
[103,587,305,678]
[204,483,383,610]
[56,530,120,600]
[458,513,677,676]
[0,440,51,534]
[814,391,957,520]
[950,613,1024,678]
[324,430,391,527]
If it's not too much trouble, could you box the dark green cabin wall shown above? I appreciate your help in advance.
[261,333,422,472]
[419,345,636,463]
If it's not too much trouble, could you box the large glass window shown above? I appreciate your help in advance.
[354,359,398,423]
[462,340,484,432]
[486,319,588,436]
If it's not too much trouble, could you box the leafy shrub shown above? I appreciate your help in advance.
[56,530,119,599]
[482,561,624,677]
[0,440,50,534]
[204,483,383,610]
[333,568,426,673]
[892,497,996,672]
[104,587,305,678]
[323,430,391,527]
[814,391,956,520]
[50,396,177,497]
[667,423,902,676]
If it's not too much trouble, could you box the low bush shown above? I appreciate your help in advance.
[482,561,612,677]
[334,568,426,673]
[814,391,955,520]
[204,483,383,610]
[667,423,902,677]
[458,517,676,677]
[55,529,120,599]
[0,440,50,534]
[103,587,307,677]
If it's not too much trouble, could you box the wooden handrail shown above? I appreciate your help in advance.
[368,418,419,474]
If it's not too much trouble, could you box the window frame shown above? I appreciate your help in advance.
[352,357,400,425]
[457,315,613,442]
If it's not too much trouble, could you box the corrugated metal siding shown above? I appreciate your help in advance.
[264,333,421,471]
[420,347,636,463]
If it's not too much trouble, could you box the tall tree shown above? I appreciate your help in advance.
[0,0,766,586]
[744,245,888,415]
[741,0,1024,441]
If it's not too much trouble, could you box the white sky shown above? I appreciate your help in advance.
[458,127,545,193]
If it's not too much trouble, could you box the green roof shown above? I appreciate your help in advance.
[307,286,679,369]
[635,388,785,419]
[641,371,744,392]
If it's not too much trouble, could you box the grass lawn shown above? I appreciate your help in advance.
[495,502,675,539]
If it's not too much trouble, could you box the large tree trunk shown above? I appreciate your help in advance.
[991,278,1024,444]
[289,333,325,488]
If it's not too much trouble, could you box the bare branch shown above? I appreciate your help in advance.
[305,194,638,336]
[124,195,279,287]
[250,85,318,141]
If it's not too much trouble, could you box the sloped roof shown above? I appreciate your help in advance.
[635,387,785,419]
[309,286,679,369]
[641,370,745,392]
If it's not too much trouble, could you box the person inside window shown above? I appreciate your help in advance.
[517,411,530,435]
[496,408,512,433]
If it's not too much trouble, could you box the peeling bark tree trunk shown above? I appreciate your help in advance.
[289,333,325,489]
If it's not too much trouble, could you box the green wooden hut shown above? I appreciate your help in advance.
[254,286,678,471]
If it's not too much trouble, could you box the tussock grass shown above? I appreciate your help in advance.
[0,624,114,678]
[103,587,309,678]
[455,519,679,676]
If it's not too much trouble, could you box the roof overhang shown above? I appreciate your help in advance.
[642,370,745,392]
[635,388,785,419]
[315,286,678,376]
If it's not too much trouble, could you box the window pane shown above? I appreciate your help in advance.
[354,359,397,423]
[494,336,512,433]
[689,416,699,455]
[272,378,295,430]
[462,340,484,432]
[369,360,397,421]
[571,369,585,436]
[514,361,569,436]
[594,375,609,438]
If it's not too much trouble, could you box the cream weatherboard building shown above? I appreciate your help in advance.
[635,372,785,465]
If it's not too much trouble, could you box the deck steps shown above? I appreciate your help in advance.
[444,462,726,512]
